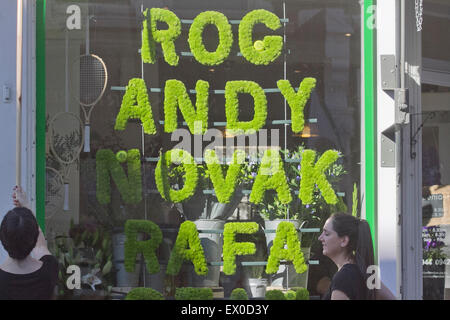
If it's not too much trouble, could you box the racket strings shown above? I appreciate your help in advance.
[50,113,83,164]
[45,168,64,219]
[79,55,107,106]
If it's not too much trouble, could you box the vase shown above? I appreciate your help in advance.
[112,231,140,287]
[247,278,268,299]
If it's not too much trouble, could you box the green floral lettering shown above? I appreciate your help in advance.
[299,149,340,204]
[188,11,233,66]
[96,149,142,205]
[265,221,307,274]
[249,148,292,204]
[114,78,156,135]
[155,149,198,203]
[204,149,244,203]
[124,220,162,274]
[239,9,282,65]
[225,80,267,135]
[164,79,209,134]
[144,8,181,66]
[223,222,258,275]
[277,78,317,133]
[167,220,208,276]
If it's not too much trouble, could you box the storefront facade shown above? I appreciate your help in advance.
[0,0,448,300]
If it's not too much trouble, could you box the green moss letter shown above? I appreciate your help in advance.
[277,78,317,133]
[225,80,267,134]
[239,9,282,65]
[266,221,307,274]
[167,220,208,276]
[249,148,292,204]
[164,79,209,134]
[114,78,156,135]
[96,149,142,205]
[143,8,181,66]
[204,149,244,203]
[299,149,340,204]
[155,149,199,203]
[188,11,233,66]
[124,220,162,274]
[223,222,258,275]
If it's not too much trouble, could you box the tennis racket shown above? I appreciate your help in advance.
[45,166,65,220]
[48,111,84,211]
[71,53,107,153]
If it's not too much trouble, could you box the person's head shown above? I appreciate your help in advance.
[318,213,375,292]
[0,207,39,261]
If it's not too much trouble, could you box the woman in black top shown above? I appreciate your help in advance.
[318,213,395,300]
[0,187,58,300]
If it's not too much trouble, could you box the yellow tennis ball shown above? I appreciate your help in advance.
[253,40,265,51]
[116,150,128,163]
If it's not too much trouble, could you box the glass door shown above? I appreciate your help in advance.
[421,0,450,300]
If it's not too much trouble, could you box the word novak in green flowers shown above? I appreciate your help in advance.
[123,220,307,276]
[114,77,317,136]
[96,147,340,206]
[142,8,283,66]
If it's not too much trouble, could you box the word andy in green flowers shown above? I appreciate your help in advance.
[96,147,340,206]
[124,220,307,276]
[141,8,283,66]
[114,77,316,136]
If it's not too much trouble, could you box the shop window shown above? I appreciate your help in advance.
[43,0,361,300]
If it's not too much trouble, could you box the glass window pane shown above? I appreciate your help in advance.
[44,0,361,300]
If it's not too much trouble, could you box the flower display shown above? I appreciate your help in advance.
[166,220,208,276]
[124,220,163,274]
[114,78,156,135]
[163,79,209,134]
[225,80,268,134]
[188,11,233,66]
[238,9,283,65]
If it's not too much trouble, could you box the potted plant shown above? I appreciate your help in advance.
[240,231,269,299]
[53,220,114,299]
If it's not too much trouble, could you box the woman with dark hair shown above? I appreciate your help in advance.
[0,186,58,300]
[318,212,395,300]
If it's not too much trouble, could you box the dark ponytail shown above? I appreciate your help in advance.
[330,213,376,300]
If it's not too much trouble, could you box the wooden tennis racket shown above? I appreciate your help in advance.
[48,111,84,211]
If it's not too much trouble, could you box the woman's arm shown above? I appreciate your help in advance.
[13,186,51,260]
[331,290,350,300]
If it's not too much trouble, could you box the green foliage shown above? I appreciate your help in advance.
[249,148,292,205]
[277,78,316,133]
[223,222,259,275]
[205,149,244,203]
[225,80,267,135]
[266,221,307,274]
[155,149,199,203]
[53,221,113,299]
[125,287,165,300]
[167,220,208,276]
[164,79,209,134]
[239,9,283,65]
[124,220,163,274]
[188,11,233,66]
[96,149,142,205]
[299,149,340,205]
[175,287,213,300]
[114,78,156,135]
[285,290,296,300]
[295,287,310,300]
[265,289,286,300]
[143,8,181,66]
[230,288,249,300]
